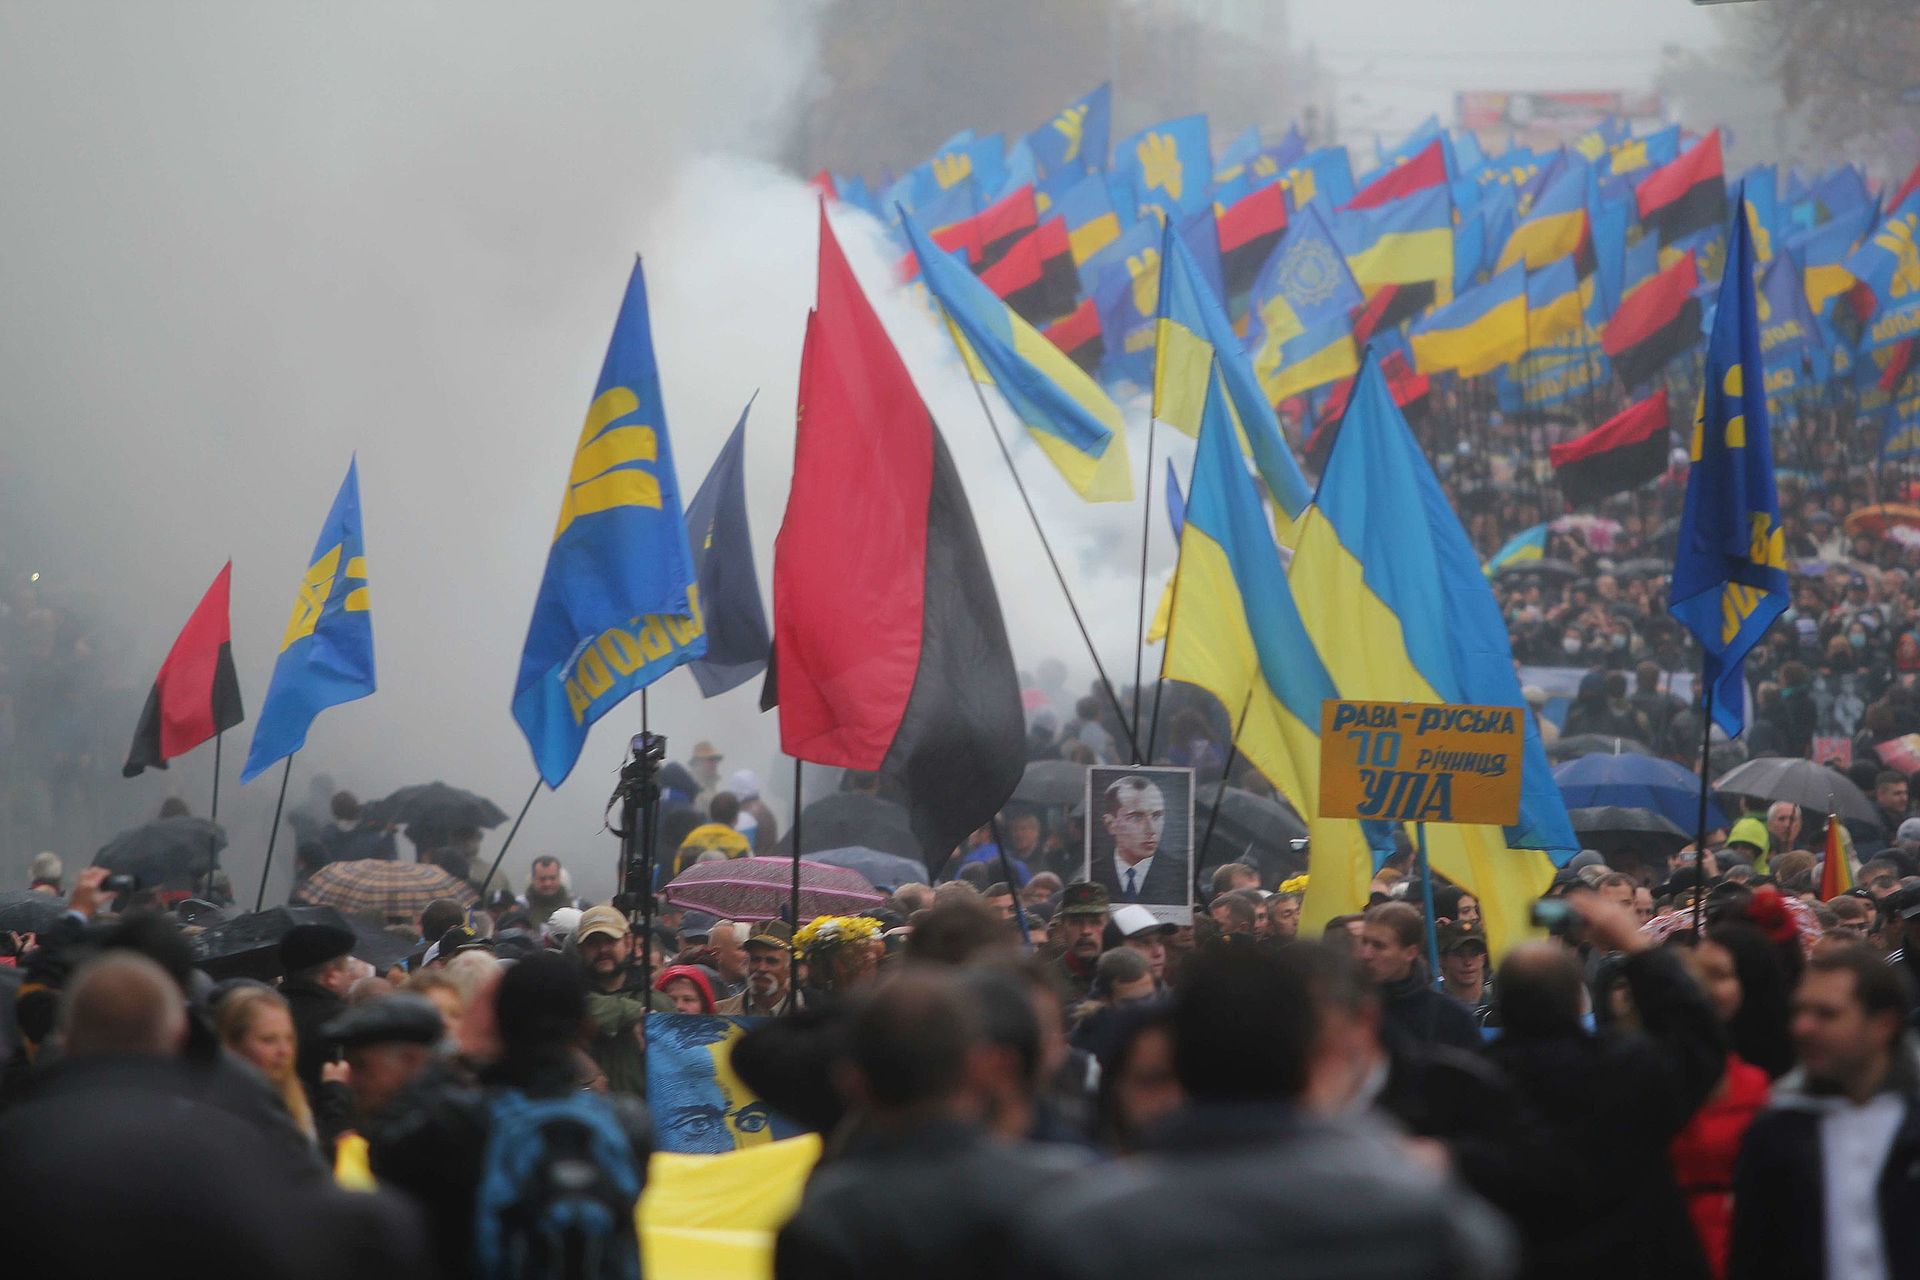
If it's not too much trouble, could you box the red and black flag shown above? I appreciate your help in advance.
[1351,281,1437,347]
[124,562,244,777]
[1042,295,1104,375]
[1603,252,1702,389]
[1635,130,1726,247]
[1307,348,1431,470]
[981,216,1078,325]
[1217,183,1288,303]
[1549,389,1672,508]
[898,184,1039,280]
[1342,139,1448,211]
[773,209,1025,866]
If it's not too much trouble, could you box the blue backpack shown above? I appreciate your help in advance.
[473,1089,643,1280]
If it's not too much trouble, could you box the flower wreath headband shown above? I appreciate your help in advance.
[793,914,883,958]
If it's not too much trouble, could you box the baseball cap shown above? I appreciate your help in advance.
[576,905,631,943]
[678,910,718,942]
[1110,903,1174,938]
[691,740,723,761]
[1059,882,1110,917]
[544,906,583,942]
[1436,920,1488,954]
[1898,817,1920,846]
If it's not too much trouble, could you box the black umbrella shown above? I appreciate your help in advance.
[1492,557,1581,580]
[1714,756,1881,827]
[782,792,922,864]
[1013,759,1085,807]
[1567,806,1691,861]
[363,782,509,832]
[1611,558,1671,580]
[1546,734,1654,762]
[1196,783,1309,882]
[0,890,71,936]
[191,904,410,981]
[95,816,227,889]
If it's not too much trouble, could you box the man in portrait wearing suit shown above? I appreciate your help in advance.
[1089,774,1186,907]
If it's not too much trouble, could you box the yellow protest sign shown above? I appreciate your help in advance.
[1318,700,1524,827]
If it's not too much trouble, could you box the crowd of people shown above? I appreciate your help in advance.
[6,740,1920,1280]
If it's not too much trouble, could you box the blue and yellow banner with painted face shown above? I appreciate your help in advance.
[513,261,702,786]
[646,1014,807,1154]
[1669,186,1789,738]
[241,458,376,782]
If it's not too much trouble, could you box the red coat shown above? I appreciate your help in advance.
[1669,1053,1769,1279]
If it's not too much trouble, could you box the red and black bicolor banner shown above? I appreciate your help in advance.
[1603,252,1702,390]
[1636,131,1726,247]
[1549,389,1672,508]
[124,561,245,777]
[773,209,1025,867]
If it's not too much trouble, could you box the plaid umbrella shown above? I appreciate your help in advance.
[294,858,476,924]
[663,856,885,923]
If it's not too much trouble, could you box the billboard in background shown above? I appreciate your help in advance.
[1457,91,1664,151]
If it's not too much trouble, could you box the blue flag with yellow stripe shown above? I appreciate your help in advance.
[513,261,703,786]
[1669,187,1789,738]
[241,459,376,782]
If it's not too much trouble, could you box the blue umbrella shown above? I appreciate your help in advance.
[804,846,928,892]
[1553,753,1726,833]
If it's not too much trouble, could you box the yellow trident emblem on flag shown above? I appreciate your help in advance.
[1875,214,1920,299]
[279,544,369,652]
[932,150,973,190]
[1137,132,1183,202]
[1053,103,1088,163]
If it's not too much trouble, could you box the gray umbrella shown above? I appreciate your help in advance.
[1714,756,1881,827]
[0,890,71,936]
[1013,759,1085,806]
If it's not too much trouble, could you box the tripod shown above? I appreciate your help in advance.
[609,732,666,997]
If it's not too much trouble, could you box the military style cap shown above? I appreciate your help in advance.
[1059,882,1110,917]
[745,920,794,951]
[1436,920,1488,954]
[322,994,446,1048]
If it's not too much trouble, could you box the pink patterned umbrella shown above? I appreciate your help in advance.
[663,856,885,923]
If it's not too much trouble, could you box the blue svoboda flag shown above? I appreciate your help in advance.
[514,261,702,786]
[1668,185,1789,737]
[240,459,376,782]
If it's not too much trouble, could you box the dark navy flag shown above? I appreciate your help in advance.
[685,402,771,698]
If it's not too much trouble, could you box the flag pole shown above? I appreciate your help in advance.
[254,755,294,912]
[786,758,803,1014]
[476,777,543,900]
[210,732,223,827]
[961,374,1142,763]
[1131,416,1158,762]
[1691,679,1714,936]
[1196,687,1256,897]
[1417,823,1442,987]
[1145,489,1191,765]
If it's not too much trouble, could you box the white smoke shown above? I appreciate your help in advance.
[0,2,1178,900]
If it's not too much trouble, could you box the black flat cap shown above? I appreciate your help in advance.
[322,994,445,1048]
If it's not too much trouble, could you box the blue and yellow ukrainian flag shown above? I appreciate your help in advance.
[512,261,703,787]
[241,459,376,782]
[1115,115,1212,220]
[1526,257,1585,349]
[1056,172,1124,266]
[1290,354,1575,952]
[1152,222,1313,518]
[1793,201,1879,321]
[1244,202,1363,404]
[903,210,1132,502]
[1484,523,1547,577]
[1334,186,1455,293]
[1497,158,1589,272]
[1408,263,1528,377]
[1161,364,1360,876]
[1669,187,1790,737]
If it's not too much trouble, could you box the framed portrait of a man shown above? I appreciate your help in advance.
[1083,765,1194,924]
